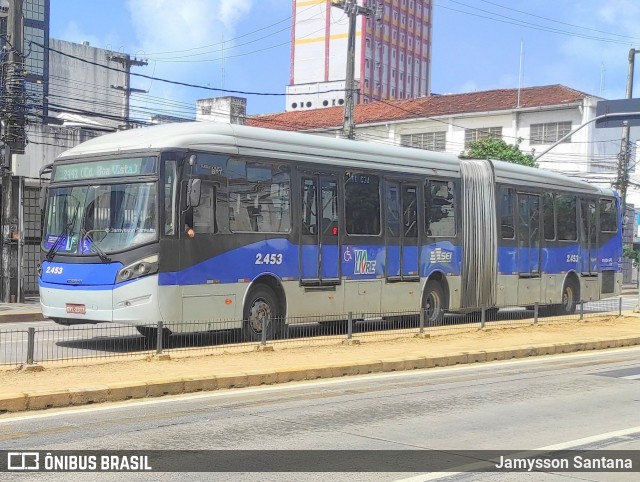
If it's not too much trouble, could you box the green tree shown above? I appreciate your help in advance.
[623,245,640,264]
[460,136,537,168]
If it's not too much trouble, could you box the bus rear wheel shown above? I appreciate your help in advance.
[547,279,580,316]
[560,279,579,315]
[423,280,446,326]
[242,286,284,342]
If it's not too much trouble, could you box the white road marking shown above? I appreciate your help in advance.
[621,373,640,380]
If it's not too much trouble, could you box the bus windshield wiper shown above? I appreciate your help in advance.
[80,229,111,262]
[45,205,80,261]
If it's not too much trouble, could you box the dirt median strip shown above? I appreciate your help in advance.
[1,321,640,414]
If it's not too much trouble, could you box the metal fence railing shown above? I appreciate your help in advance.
[0,297,625,367]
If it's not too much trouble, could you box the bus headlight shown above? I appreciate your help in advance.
[117,255,159,283]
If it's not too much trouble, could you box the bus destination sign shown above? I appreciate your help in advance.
[53,157,157,181]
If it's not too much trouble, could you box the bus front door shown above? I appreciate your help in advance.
[300,174,340,285]
[517,193,542,305]
[385,181,419,281]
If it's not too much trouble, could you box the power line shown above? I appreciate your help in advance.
[33,40,345,98]
[438,1,640,46]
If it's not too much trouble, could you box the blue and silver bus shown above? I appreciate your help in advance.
[39,122,623,340]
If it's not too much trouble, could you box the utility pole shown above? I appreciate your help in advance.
[1,0,24,302]
[108,53,148,129]
[616,48,639,226]
[331,0,375,139]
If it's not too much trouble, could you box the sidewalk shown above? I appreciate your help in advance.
[0,312,638,414]
[0,301,46,323]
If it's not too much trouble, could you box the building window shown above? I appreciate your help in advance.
[24,0,45,21]
[401,131,446,151]
[530,121,572,145]
[464,127,503,148]
[23,26,45,76]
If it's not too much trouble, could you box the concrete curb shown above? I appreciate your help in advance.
[2,335,640,414]
[0,312,47,323]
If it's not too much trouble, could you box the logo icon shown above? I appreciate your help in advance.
[430,247,453,264]
[343,246,353,262]
[8,452,39,471]
[353,249,376,275]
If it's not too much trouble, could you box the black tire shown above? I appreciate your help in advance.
[545,278,580,316]
[559,278,580,315]
[423,280,446,326]
[242,285,284,342]
[136,325,172,346]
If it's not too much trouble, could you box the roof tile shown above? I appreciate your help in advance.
[248,84,591,131]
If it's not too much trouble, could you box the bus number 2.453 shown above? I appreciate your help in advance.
[255,253,283,265]
[566,254,579,263]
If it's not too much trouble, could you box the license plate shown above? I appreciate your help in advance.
[66,304,86,314]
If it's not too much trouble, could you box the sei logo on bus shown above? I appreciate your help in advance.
[255,253,283,265]
[45,266,63,274]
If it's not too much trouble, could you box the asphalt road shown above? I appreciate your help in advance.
[0,295,632,366]
[0,347,639,481]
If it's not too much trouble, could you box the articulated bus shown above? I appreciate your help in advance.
[39,122,623,340]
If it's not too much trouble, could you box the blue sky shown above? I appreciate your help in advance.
[50,0,640,118]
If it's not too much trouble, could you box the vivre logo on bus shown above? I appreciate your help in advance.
[353,249,376,275]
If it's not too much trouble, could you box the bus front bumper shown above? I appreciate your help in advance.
[39,275,162,324]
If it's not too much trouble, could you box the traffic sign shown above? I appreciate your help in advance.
[595,99,640,128]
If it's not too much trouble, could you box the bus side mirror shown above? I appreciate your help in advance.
[187,178,201,208]
[38,185,48,211]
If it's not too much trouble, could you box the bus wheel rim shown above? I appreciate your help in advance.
[563,286,574,311]
[249,297,271,334]
[426,292,441,321]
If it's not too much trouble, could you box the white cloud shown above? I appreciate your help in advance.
[122,0,255,117]
[125,0,253,56]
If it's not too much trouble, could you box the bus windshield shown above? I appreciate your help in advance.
[42,182,158,256]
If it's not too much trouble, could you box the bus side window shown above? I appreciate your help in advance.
[344,173,380,235]
[556,194,577,241]
[543,192,555,241]
[425,179,455,237]
[500,187,515,239]
[193,182,217,234]
[599,199,618,233]
[164,160,177,236]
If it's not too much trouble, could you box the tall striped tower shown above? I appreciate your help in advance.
[285,0,433,112]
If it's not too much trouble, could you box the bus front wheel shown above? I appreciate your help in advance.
[423,280,446,326]
[242,285,284,342]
